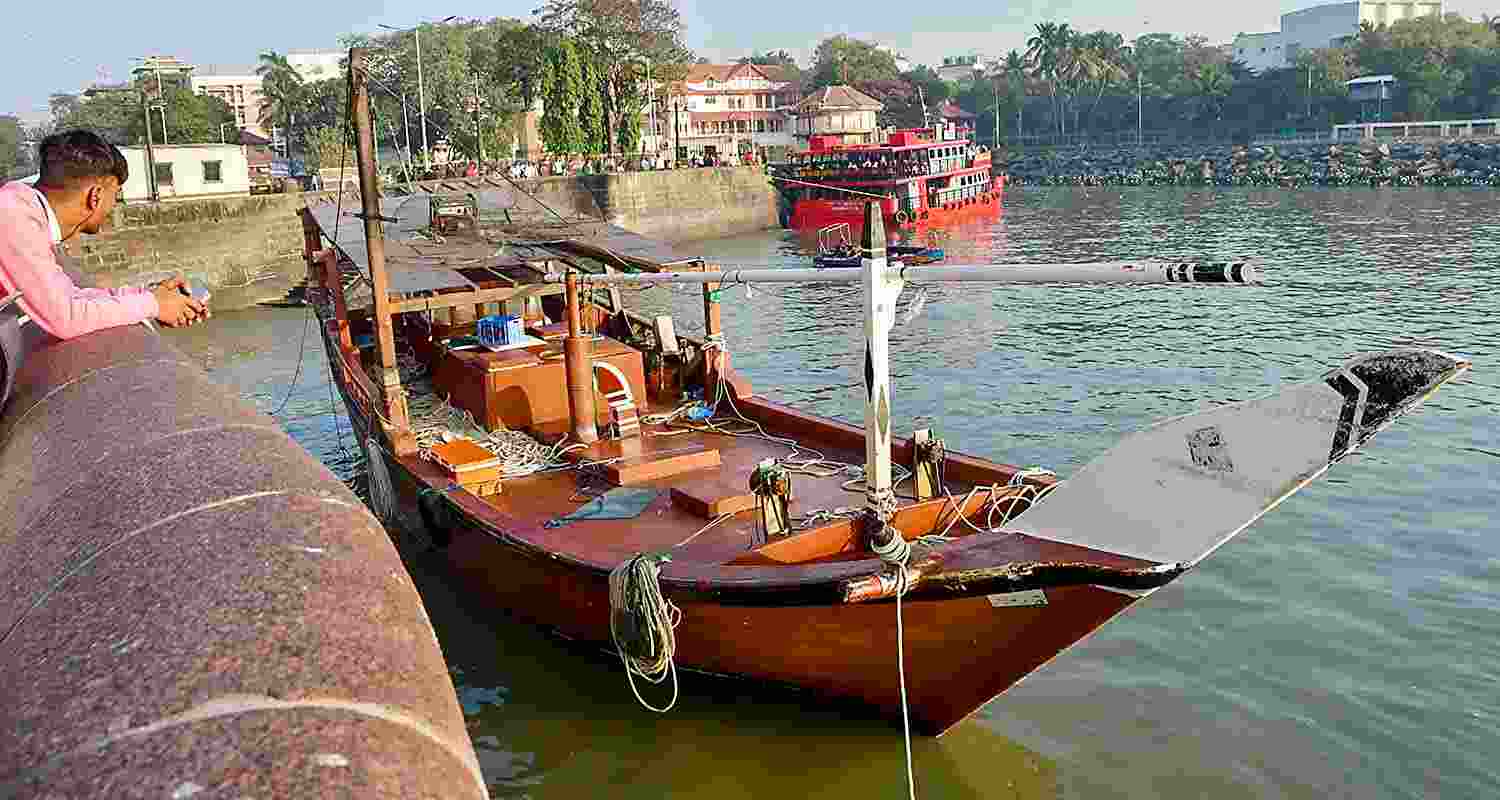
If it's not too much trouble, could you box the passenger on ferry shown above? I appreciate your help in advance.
[0,130,207,339]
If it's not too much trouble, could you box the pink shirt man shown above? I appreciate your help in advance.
[0,180,159,339]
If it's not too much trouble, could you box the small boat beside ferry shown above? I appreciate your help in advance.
[814,224,945,268]
[773,122,1005,234]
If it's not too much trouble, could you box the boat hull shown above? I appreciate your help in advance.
[322,359,1140,734]
[370,440,1138,735]
[789,174,1006,233]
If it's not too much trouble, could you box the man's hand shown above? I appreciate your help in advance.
[152,276,209,328]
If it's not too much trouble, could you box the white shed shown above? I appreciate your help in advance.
[119,143,250,202]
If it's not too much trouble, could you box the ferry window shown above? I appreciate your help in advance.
[706,96,718,106]
[155,163,174,186]
[202,160,222,183]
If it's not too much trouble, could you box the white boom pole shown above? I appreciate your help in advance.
[549,261,1260,286]
[861,202,903,525]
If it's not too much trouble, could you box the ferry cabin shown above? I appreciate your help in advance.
[780,127,1005,230]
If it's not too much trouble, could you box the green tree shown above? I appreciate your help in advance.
[1079,31,1129,130]
[537,0,693,158]
[613,63,645,153]
[257,51,306,147]
[1025,22,1076,134]
[808,35,900,89]
[1004,50,1028,137]
[1188,62,1235,122]
[578,55,607,152]
[50,90,137,143]
[303,123,348,172]
[541,39,585,153]
[740,50,797,68]
[0,115,22,178]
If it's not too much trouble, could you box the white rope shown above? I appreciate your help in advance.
[608,554,681,713]
[873,514,917,800]
[364,434,397,523]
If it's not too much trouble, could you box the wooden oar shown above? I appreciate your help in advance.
[1010,348,1472,566]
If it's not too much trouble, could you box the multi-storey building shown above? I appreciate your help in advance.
[191,66,267,138]
[1233,0,1443,73]
[285,51,345,85]
[131,55,195,94]
[655,63,800,162]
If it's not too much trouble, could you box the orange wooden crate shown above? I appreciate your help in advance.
[429,439,504,492]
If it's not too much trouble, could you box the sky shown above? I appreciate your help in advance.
[3,0,1490,124]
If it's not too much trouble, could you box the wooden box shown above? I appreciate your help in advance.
[429,439,504,494]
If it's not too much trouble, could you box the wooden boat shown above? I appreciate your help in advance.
[812,223,861,268]
[816,225,945,268]
[299,52,1472,737]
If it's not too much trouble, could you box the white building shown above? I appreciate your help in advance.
[1233,0,1443,73]
[191,66,266,137]
[658,63,800,160]
[937,54,988,83]
[791,85,883,145]
[285,51,345,85]
[120,143,250,202]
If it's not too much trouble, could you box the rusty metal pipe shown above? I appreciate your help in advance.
[564,272,598,444]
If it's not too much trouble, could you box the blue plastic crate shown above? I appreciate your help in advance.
[477,314,525,349]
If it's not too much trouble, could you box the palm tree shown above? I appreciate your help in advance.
[257,51,306,153]
[1004,50,1027,138]
[1025,22,1075,135]
[1189,62,1234,123]
[1079,31,1128,132]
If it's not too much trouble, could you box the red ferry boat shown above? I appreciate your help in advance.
[775,124,1005,233]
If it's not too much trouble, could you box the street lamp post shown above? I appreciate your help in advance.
[379,15,456,168]
[220,122,234,143]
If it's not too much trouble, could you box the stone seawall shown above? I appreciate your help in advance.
[1004,141,1500,187]
[70,193,311,310]
[0,324,487,798]
[510,165,779,243]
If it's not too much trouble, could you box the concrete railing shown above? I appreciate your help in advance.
[0,325,486,798]
[1332,118,1500,141]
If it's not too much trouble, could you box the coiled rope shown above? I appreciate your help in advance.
[608,553,682,713]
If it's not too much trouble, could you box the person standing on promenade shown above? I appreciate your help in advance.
[0,130,206,339]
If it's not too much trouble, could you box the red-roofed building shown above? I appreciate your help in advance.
[791,85,884,145]
[654,62,801,162]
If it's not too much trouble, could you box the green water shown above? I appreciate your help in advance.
[170,187,1498,799]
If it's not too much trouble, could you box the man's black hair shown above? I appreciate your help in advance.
[37,130,129,189]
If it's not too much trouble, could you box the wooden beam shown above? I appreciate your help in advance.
[388,283,563,314]
[350,47,414,455]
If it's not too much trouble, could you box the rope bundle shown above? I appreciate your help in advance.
[608,553,682,713]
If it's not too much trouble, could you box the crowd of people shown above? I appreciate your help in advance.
[391,148,767,184]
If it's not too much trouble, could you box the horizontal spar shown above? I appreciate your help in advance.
[546,261,1261,286]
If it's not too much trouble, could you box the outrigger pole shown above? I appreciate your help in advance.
[547,202,1259,551]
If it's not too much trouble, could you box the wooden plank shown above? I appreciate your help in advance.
[670,486,757,519]
[606,445,722,485]
[389,283,564,313]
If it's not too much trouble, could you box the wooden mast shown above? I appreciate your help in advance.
[349,47,415,454]
[564,272,599,443]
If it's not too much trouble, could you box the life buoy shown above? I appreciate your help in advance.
[895,210,910,224]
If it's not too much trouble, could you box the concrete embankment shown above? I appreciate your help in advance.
[507,164,779,242]
[1004,140,1500,187]
[0,325,486,798]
